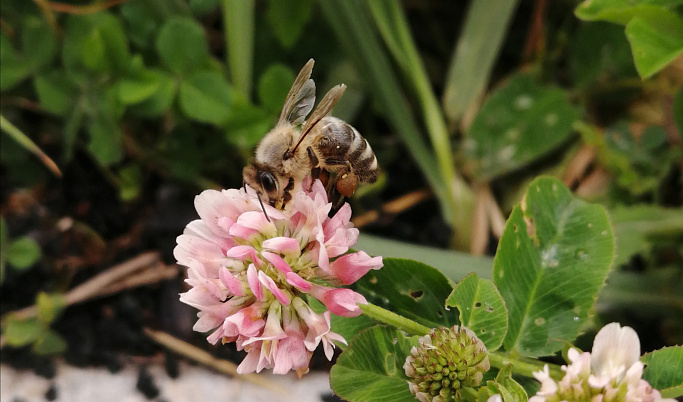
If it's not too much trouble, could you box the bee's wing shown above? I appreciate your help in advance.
[279,59,316,126]
[299,84,347,139]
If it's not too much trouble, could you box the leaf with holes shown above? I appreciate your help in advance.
[494,177,615,357]
[330,325,418,402]
[642,346,683,399]
[464,73,580,181]
[446,272,507,351]
[354,258,458,329]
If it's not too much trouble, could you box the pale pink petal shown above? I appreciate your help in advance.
[228,224,260,241]
[174,234,227,276]
[226,245,263,267]
[261,251,293,274]
[193,313,224,332]
[236,347,261,374]
[258,271,291,305]
[194,189,239,237]
[184,219,235,250]
[328,251,383,285]
[309,285,367,317]
[247,264,264,300]
[324,228,350,259]
[285,272,311,292]
[237,211,277,235]
[243,302,287,345]
[262,237,301,258]
[223,304,265,338]
[273,307,310,374]
[216,216,236,234]
[219,267,245,296]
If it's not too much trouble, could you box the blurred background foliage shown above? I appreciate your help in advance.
[0,0,681,383]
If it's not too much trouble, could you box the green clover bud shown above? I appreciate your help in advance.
[404,326,490,402]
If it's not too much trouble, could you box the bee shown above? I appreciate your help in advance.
[243,59,379,216]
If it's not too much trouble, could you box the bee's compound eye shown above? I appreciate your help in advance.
[259,172,278,194]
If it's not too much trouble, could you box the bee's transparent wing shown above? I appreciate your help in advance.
[279,59,316,126]
[300,84,346,137]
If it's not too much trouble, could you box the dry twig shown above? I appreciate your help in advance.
[3,252,165,322]
[143,328,287,394]
[352,188,432,228]
[47,0,132,15]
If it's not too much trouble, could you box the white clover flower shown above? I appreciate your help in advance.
[530,322,675,402]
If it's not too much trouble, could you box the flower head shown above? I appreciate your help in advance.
[175,178,383,376]
[404,325,490,401]
[530,322,674,402]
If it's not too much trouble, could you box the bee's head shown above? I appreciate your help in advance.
[242,164,280,208]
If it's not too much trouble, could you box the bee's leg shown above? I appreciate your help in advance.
[336,162,358,198]
[307,146,320,191]
[282,177,295,207]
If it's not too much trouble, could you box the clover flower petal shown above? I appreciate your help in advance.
[176,178,382,375]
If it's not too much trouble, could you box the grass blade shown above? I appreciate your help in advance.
[0,114,61,177]
[442,0,520,128]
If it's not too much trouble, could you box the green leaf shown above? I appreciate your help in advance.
[330,326,417,402]
[494,177,615,357]
[224,100,272,148]
[465,74,581,180]
[130,69,176,117]
[118,70,162,105]
[157,126,201,180]
[0,34,30,90]
[22,16,58,71]
[7,236,41,270]
[117,164,142,201]
[574,0,683,25]
[33,329,67,355]
[257,64,295,114]
[355,258,458,329]
[610,205,683,267]
[63,13,131,75]
[81,29,107,71]
[446,273,507,351]
[4,317,43,347]
[120,0,158,49]
[190,0,220,15]
[36,292,66,325]
[156,17,210,75]
[87,114,123,166]
[488,364,529,402]
[34,71,77,116]
[569,22,637,86]
[642,346,683,398]
[179,70,233,125]
[625,12,683,79]
[266,0,312,48]
[0,217,8,284]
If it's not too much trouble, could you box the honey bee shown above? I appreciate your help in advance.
[243,59,379,215]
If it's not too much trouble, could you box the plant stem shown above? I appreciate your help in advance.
[488,351,563,380]
[222,0,254,100]
[361,302,564,380]
[360,303,431,336]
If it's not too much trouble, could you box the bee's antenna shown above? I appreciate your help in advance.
[257,193,271,222]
